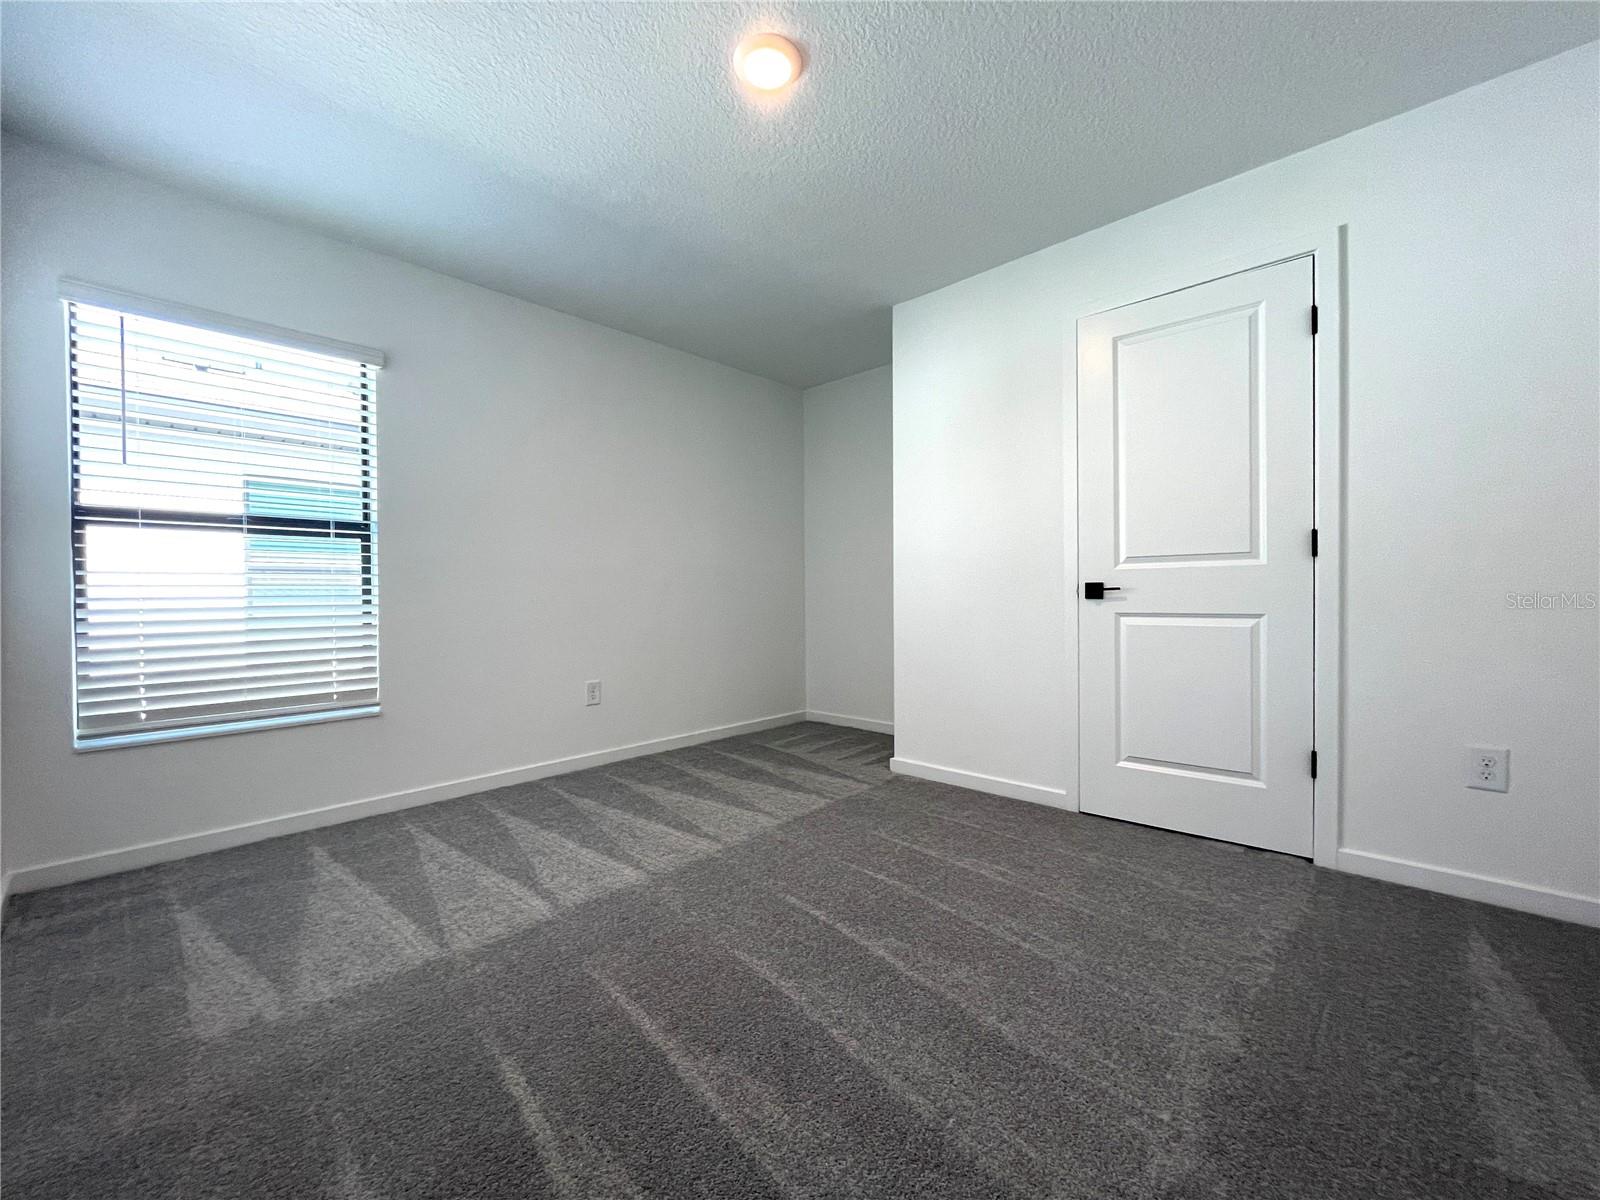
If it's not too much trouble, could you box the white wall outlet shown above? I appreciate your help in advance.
[585,680,602,707]
[1466,746,1509,793]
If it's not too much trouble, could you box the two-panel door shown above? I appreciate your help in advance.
[1077,257,1315,856]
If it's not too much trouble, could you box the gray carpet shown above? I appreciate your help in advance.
[3,721,1597,1199]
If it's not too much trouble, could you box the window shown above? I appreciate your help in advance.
[67,288,382,748]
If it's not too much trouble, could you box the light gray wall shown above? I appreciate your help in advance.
[802,366,893,728]
[1,136,806,881]
[892,46,1600,920]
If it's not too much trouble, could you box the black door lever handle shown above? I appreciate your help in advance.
[1083,582,1122,600]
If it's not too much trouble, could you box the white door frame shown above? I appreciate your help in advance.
[1065,227,1346,868]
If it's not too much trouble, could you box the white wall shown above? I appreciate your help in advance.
[802,366,893,730]
[893,46,1600,921]
[1,136,806,883]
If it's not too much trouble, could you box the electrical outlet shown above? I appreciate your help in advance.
[585,680,602,707]
[1466,746,1509,793]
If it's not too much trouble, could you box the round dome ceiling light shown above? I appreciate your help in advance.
[735,33,803,92]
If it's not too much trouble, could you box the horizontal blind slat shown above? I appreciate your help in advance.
[78,628,377,650]
[70,341,371,403]
[81,670,382,710]
[76,639,379,664]
[79,653,381,688]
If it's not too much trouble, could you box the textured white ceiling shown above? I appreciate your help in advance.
[3,2,1595,386]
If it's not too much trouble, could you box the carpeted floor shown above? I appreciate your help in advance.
[3,721,1597,1199]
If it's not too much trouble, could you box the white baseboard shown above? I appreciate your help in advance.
[889,755,1072,811]
[5,711,808,895]
[882,764,1597,927]
[1336,849,1600,928]
[805,710,894,735]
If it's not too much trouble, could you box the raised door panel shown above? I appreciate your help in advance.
[1116,614,1262,781]
[1116,305,1260,565]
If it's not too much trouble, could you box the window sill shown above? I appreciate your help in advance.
[73,705,381,752]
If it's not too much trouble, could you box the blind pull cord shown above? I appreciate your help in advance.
[118,314,128,466]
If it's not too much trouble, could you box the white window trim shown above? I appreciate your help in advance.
[73,705,382,753]
[63,282,386,751]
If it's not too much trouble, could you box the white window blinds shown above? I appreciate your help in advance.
[68,294,381,748]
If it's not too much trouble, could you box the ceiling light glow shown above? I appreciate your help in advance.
[735,33,802,91]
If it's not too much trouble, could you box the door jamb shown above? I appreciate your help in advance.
[1066,227,1346,868]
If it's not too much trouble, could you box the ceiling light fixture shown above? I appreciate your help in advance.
[735,33,803,92]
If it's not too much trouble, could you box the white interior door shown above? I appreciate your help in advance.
[1077,257,1315,856]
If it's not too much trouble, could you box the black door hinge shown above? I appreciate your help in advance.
[1310,750,1319,779]
[1311,304,1319,335]
[1311,527,1319,557]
